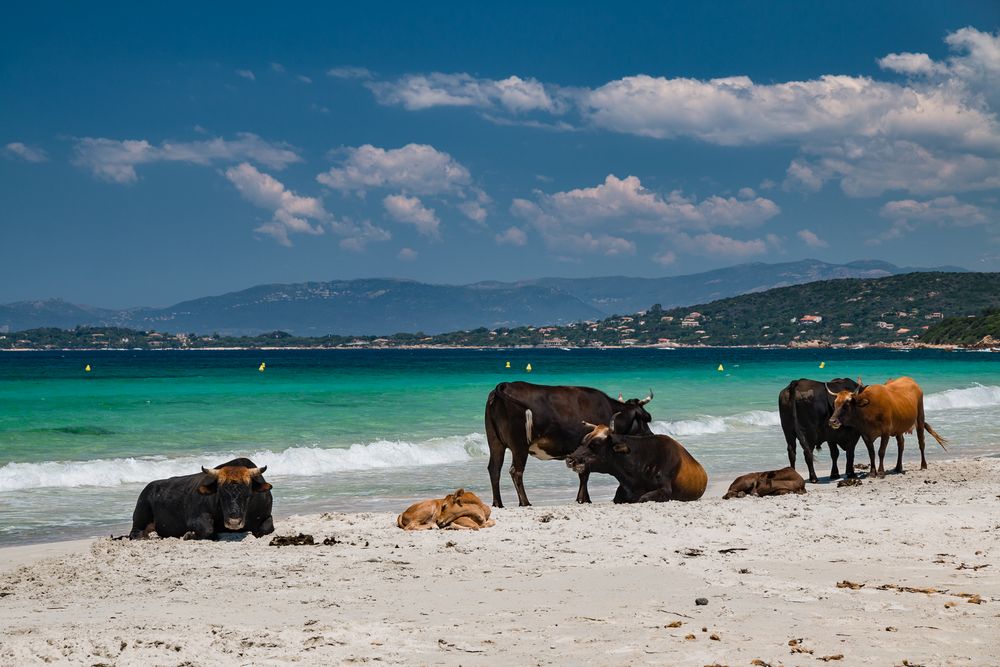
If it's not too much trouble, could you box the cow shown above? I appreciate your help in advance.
[779,378,863,483]
[128,458,274,540]
[485,382,655,507]
[565,419,707,503]
[828,376,948,478]
[723,467,807,499]
[396,488,495,531]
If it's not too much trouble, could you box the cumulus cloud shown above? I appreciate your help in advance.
[870,195,992,245]
[511,174,779,258]
[225,163,327,246]
[317,143,471,195]
[397,247,418,261]
[361,28,1000,198]
[675,232,769,257]
[797,229,828,248]
[382,194,440,237]
[495,226,528,246]
[4,142,48,162]
[73,133,301,183]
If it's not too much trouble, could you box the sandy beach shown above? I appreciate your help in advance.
[1,457,998,666]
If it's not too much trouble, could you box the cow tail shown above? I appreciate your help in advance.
[924,422,949,451]
[485,388,507,456]
[790,381,816,450]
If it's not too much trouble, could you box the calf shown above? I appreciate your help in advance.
[129,458,274,540]
[565,420,707,503]
[723,467,806,499]
[828,377,948,477]
[396,489,495,530]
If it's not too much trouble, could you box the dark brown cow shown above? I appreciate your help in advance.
[723,467,806,499]
[485,382,655,507]
[828,376,948,477]
[565,420,707,503]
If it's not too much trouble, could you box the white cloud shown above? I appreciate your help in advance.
[236,69,255,81]
[269,62,285,73]
[4,142,48,162]
[870,195,992,245]
[336,221,392,252]
[397,247,418,261]
[327,66,373,80]
[73,133,301,183]
[296,74,313,84]
[225,163,326,246]
[495,226,528,246]
[383,194,440,237]
[317,144,471,195]
[511,174,779,258]
[675,232,769,257]
[797,229,828,248]
[652,250,677,266]
[368,73,564,113]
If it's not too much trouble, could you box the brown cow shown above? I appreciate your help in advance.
[828,376,948,477]
[396,489,495,530]
[723,467,806,499]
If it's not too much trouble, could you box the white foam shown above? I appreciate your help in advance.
[924,384,1000,411]
[0,433,488,492]
[652,409,781,437]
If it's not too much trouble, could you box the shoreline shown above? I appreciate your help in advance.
[1,457,997,664]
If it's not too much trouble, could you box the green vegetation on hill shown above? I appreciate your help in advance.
[2,272,998,350]
[921,310,1000,346]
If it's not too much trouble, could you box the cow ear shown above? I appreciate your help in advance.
[857,397,870,407]
[198,481,217,495]
[612,442,630,454]
[252,480,272,493]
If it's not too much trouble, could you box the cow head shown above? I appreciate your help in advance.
[566,417,631,475]
[437,488,489,527]
[199,465,271,531]
[613,389,655,435]
[828,377,868,430]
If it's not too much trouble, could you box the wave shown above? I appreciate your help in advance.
[924,383,1000,411]
[652,410,781,437]
[0,433,488,492]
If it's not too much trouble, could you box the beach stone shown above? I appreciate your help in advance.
[695,597,709,606]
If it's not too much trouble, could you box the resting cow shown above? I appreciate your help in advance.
[828,377,948,477]
[128,458,274,540]
[565,419,707,503]
[396,488,495,530]
[485,382,655,507]
[779,378,862,483]
[723,467,806,499]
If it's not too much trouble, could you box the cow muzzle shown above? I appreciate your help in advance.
[224,518,245,530]
[828,419,841,430]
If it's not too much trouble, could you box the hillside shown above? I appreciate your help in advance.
[0,260,965,336]
[921,310,1000,346]
[4,272,998,350]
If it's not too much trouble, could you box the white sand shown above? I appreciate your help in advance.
[1,457,998,666]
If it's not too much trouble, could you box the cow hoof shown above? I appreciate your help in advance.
[182,531,198,540]
[829,473,841,481]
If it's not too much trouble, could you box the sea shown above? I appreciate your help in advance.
[1,348,999,546]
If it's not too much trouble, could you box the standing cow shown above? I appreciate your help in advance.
[779,378,862,483]
[484,382,655,507]
[129,457,274,540]
[828,377,948,477]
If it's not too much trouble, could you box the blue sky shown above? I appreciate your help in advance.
[2,2,998,307]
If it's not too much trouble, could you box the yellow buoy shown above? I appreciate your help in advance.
[819,361,826,369]
[258,362,266,372]
[717,364,724,372]
[85,364,91,372]
[505,361,511,368]
[525,363,533,372]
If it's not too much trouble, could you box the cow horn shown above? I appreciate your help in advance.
[854,376,864,394]
[639,389,653,405]
[609,412,621,434]
[581,421,600,431]
[201,466,220,477]
[247,466,267,477]
[618,392,624,402]
[825,383,838,397]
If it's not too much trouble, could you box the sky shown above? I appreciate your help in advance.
[1,2,999,308]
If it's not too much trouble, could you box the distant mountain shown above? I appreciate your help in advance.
[0,260,968,336]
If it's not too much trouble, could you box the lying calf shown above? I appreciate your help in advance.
[396,488,495,530]
[566,420,707,502]
[723,467,806,499]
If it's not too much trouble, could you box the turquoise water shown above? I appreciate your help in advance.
[2,348,999,544]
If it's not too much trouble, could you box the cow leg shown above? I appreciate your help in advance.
[487,443,506,508]
[252,516,274,538]
[862,436,877,477]
[829,443,841,480]
[844,442,857,478]
[877,435,890,477]
[612,485,629,504]
[183,514,216,540]
[639,484,673,503]
[785,429,797,470]
[803,444,819,484]
[575,471,592,504]
[129,492,155,540]
[509,448,531,507]
[916,401,928,470]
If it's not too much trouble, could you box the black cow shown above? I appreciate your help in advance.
[779,377,862,483]
[565,421,708,503]
[128,458,274,540]
[484,382,654,507]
